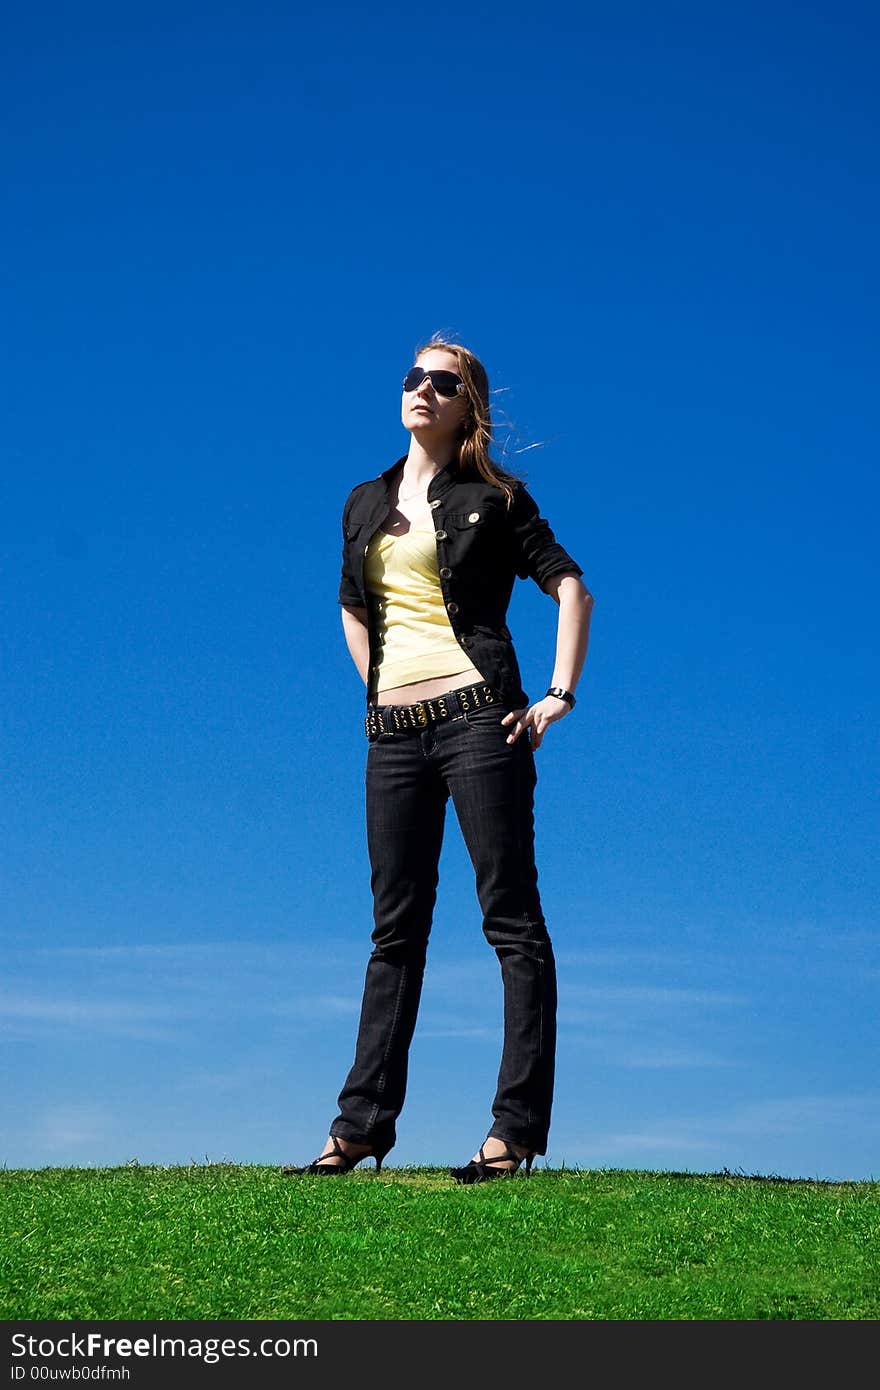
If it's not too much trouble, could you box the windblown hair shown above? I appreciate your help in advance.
[413,332,521,509]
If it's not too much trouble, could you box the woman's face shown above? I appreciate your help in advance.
[401,348,469,440]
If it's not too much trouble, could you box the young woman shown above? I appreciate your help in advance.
[285,334,593,1181]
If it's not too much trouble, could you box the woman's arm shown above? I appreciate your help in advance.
[341,604,370,686]
[503,573,594,750]
[545,571,594,694]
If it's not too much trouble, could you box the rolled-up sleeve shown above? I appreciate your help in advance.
[509,483,584,590]
[338,496,364,607]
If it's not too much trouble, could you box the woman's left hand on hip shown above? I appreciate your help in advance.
[502,696,570,751]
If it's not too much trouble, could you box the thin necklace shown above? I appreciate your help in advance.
[397,480,432,503]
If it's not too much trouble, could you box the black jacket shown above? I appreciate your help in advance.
[339,454,586,709]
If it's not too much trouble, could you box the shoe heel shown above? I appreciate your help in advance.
[451,1140,536,1184]
[282,1133,393,1177]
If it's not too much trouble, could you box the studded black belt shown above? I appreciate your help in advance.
[364,682,498,738]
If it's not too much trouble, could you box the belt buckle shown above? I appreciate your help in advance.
[413,701,428,727]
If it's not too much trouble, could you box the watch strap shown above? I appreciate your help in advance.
[545,686,576,708]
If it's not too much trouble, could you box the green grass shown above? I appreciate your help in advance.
[2,1164,878,1320]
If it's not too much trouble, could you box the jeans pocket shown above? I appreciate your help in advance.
[464,701,508,728]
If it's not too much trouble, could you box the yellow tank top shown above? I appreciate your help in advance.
[364,522,485,695]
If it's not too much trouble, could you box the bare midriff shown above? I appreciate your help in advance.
[374,668,489,705]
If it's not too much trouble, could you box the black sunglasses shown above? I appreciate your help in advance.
[402,366,466,398]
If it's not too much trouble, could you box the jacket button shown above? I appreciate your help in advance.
[430,499,442,509]
[447,601,459,615]
[461,636,473,648]
[439,567,452,578]
[435,529,447,540]
[468,511,480,523]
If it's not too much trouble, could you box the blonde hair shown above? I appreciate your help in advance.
[414,332,522,509]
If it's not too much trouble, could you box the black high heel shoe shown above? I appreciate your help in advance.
[450,1140,536,1184]
[281,1134,391,1176]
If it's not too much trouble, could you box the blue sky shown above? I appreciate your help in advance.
[3,2,878,1181]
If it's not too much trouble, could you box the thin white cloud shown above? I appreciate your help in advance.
[722,1094,880,1138]
[270,994,361,1017]
[0,993,186,1022]
[20,940,364,966]
[557,1027,740,1069]
[563,1094,880,1165]
[33,1105,109,1153]
[171,1061,285,1094]
[0,987,367,1034]
[563,985,745,1007]
[555,947,718,969]
[615,1048,738,1070]
[591,1131,716,1154]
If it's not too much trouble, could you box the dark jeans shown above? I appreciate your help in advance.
[330,684,557,1155]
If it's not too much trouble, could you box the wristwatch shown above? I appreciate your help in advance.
[545,687,576,709]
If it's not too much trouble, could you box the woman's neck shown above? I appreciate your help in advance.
[400,439,457,492]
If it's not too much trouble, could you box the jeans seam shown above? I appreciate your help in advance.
[374,960,408,1100]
